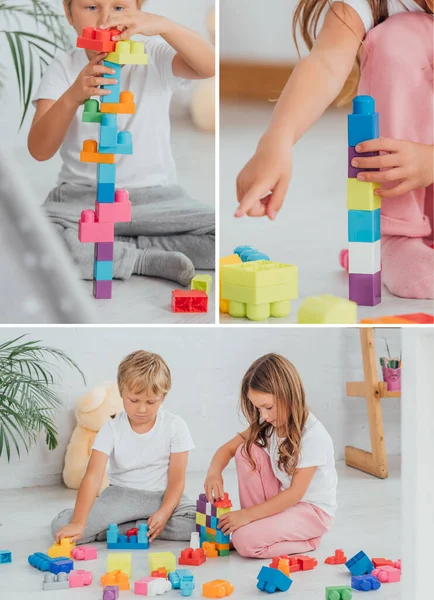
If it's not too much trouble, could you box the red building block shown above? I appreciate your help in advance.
[372,558,395,568]
[126,528,138,539]
[151,568,167,578]
[96,189,132,223]
[214,493,233,508]
[79,210,114,243]
[395,312,434,324]
[292,555,318,571]
[77,27,121,53]
[269,556,291,577]
[178,548,206,567]
[325,549,347,565]
[172,290,208,313]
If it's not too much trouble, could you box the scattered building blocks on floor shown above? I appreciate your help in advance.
[29,553,62,573]
[96,189,132,222]
[172,290,208,313]
[107,552,132,577]
[100,91,136,114]
[372,566,401,583]
[95,242,114,262]
[80,139,115,164]
[69,569,93,587]
[83,99,103,123]
[168,569,195,596]
[0,550,12,563]
[372,558,395,568]
[42,572,69,591]
[94,279,113,299]
[346,551,374,576]
[49,558,74,575]
[71,545,98,561]
[191,274,213,295]
[349,272,381,306]
[106,40,148,65]
[47,538,76,559]
[77,27,120,52]
[298,295,357,324]
[269,556,291,577]
[202,542,218,558]
[101,570,130,591]
[148,552,177,574]
[326,585,352,600]
[178,548,206,567]
[257,566,292,593]
[351,575,381,591]
[134,576,172,595]
[79,210,115,243]
[325,549,347,565]
[151,568,168,579]
[103,585,120,600]
[203,579,234,598]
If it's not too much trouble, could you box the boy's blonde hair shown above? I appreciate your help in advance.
[117,350,171,396]
[64,0,146,15]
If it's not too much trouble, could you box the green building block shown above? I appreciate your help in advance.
[222,281,297,305]
[191,274,213,295]
[205,532,217,543]
[218,550,230,557]
[221,260,297,288]
[298,295,357,324]
[326,585,352,600]
[82,99,103,123]
[347,179,381,211]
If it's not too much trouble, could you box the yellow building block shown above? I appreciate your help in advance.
[106,40,148,65]
[347,179,381,211]
[220,254,242,313]
[216,507,231,518]
[297,295,357,324]
[107,552,132,577]
[191,274,213,295]
[222,281,297,305]
[222,260,297,288]
[148,552,176,574]
[47,538,76,559]
[196,512,206,527]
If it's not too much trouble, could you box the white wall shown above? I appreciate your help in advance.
[0,327,402,489]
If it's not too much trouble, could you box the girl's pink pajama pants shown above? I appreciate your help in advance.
[231,444,333,559]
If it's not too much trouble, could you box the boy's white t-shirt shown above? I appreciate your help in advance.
[265,412,338,517]
[32,38,189,189]
[332,0,426,33]
[91,409,195,491]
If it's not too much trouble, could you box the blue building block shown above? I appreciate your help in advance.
[169,569,195,597]
[210,516,218,529]
[97,163,116,184]
[199,525,206,545]
[257,566,292,593]
[351,575,381,591]
[348,95,379,147]
[346,551,374,576]
[97,182,115,204]
[233,245,270,262]
[348,209,380,243]
[180,573,195,597]
[101,60,122,103]
[215,528,230,544]
[49,558,74,575]
[106,523,149,550]
[0,550,12,564]
[100,114,118,147]
[99,131,132,155]
[94,260,114,281]
[28,552,72,574]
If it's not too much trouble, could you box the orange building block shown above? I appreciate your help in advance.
[80,140,114,164]
[270,556,291,577]
[325,549,347,565]
[100,91,136,115]
[178,548,206,567]
[151,568,167,578]
[47,538,76,559]
[202,542,218,558]
[361,316,413,324]
[219,254,242,313]
[100,570,130,591]
[395,312,434,324]
[202,579,234,598]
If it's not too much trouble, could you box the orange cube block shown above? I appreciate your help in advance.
[202,542,218,558]
[270,556,291,577]
[203,579,234,598]
[151,567,167,578]
[100,570,129,591]
[80,140,114,164]
[361,316,413,324]
[100,91,136,115]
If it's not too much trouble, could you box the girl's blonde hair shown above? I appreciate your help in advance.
[117,350,171,396]
[240,353,308,477]
[293,0,433,104]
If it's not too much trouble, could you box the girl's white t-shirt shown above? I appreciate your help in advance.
[32,37,189,189]
[332,0,426,33]
[266,413,338,517]
[92,409,195,491]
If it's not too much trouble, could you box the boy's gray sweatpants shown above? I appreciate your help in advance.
[51,485,196,544]
[44,183,215,280]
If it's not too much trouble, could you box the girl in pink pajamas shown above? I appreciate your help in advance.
[204,353,337,559]
[235,1,434,300]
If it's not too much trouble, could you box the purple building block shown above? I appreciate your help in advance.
[94,279,112,299]
[196,499,207,514]
[349,271,381,306]
[206,515,211,527]
[195,524,201,533]
[103,585,119,600]
[95,242,114,262]
[348,146,379,178]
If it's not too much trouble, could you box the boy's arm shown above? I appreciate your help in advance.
[55,450,108,542]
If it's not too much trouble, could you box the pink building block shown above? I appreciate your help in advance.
[71,546,98,561]
[68,569,93,587]
[96,190,132,223]
[134,576,158,595]
[79,210,114,243]
[372,566,401,583]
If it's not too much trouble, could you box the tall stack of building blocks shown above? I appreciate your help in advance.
[195,493,231,555]
[77,28,148,299]
[347,95,381,306]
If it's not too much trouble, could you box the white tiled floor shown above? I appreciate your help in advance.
[0,459,401,599]
[219,101,433,324]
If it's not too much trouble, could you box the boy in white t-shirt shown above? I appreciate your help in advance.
[28,0,215,287]
[52,350,196,544]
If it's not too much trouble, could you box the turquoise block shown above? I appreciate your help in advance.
[94,260,113,281]
[99,131,132,155]
[216,528,230,544]
[101,60,121,103]
[97,163,116,184]
[348,209,380,242]
[97,182,115,203]
[100,114,118,147]
[210,516,218,529]
[348,95,379,146]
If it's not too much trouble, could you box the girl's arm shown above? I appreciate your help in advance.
[55,450,108,542]
[236,3,366,218]
[204,430,249,501]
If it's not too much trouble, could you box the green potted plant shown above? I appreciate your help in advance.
[0,335,85,460]
[0,0,72,128]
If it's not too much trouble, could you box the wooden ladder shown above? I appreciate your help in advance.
[345,328,400,479]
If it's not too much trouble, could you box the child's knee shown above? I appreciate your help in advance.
[50,509,73,540]
[231,527,261,558]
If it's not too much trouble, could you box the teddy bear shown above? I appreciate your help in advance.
[63,382,124,492]
[190,8,215,132]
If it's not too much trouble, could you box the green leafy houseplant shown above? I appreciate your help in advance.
[0,0,72,128]
[0,335,85,461]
